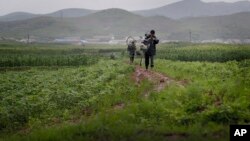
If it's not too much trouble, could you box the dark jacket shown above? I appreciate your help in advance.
[127,43,136,56]
[143,36,159,56]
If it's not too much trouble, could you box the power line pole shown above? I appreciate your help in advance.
[189,30,192,42]
[60,11,63,21]
[27,32,30,44]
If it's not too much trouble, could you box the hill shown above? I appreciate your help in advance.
[0,8,96,22]
[0,9,175,39]
[2,0,250,21]
[135,0,250,19]
[177,12,250,40]
[68,8,168,37]
[1,9,250,40]
[46,8,96,18]
[0,12,40,22]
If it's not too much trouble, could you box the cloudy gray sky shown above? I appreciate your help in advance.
[0,0,249,16]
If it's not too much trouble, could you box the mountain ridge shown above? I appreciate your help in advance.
[1,0,250,21]
[0,8,96,22]
[1,8,250,41]
[135,0,250,19]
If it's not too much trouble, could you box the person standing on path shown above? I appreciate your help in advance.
[127,40,136,64]
[142,30,159,70]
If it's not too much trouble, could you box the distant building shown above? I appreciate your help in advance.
[19,38,36,43]
[53,37,81,44]
[161,40,180,43]
[201,39,224,44]
[243,39,250,44]
[93,35,113,42]
[108,39,126,45]
[224,39,242,44]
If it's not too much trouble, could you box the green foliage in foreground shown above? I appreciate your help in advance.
[0,42,249,141]
[0,60,135,132]
[154,59,250,124]
[157,43,250,62]
[1,59,249,141]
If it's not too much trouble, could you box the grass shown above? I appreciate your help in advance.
[0,42,126,68]
[0,60,136,131]
[0,42,249,141]
[154,59,250,124]
[157,42,250,62]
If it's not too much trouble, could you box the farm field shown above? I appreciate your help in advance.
[0,41,250,141]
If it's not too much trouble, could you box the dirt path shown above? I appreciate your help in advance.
[112,65,187,109]
[132,66,186,98]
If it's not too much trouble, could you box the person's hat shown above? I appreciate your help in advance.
[150,30,155,34]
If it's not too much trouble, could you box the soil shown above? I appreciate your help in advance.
[132,66,186,98]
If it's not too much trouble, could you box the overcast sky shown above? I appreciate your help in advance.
[0,0,249,16]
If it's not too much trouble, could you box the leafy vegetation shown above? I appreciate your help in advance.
[0,59,135,131]
[0,42,249,141]
[0,42,125,68]
[157,42,250,62]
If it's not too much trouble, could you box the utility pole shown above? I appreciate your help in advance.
[27,32,30,44]
[189,30,192,42]
[60,11,63,21]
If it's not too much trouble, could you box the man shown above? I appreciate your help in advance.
[127,40,136,64]
[142,30,159,70]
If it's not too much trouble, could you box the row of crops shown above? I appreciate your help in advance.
[0,60,135,132]
[0,42,125,68]
[157,43,250,62]
[2,59,249,141]
[0,55,99,67]
[0,42,250,141]
[1,42,250,68]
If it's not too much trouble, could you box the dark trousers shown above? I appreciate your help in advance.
[145,54,154,69]
[130,56,134,63]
